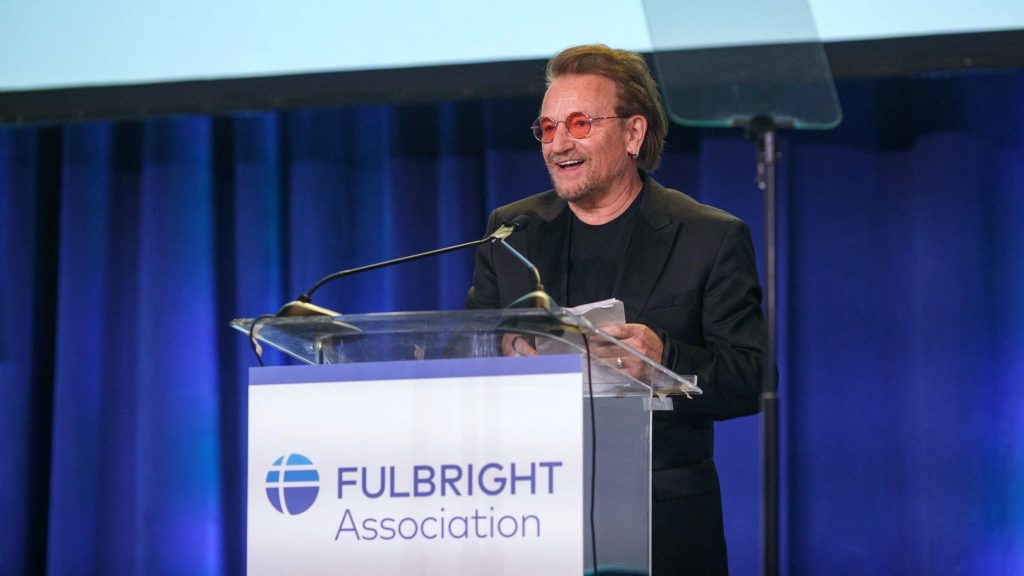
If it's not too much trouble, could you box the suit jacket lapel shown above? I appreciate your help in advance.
[613,179,680,322]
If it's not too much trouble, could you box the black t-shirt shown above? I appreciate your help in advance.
[566,190,644,307]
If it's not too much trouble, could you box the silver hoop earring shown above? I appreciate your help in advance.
[628,151,639,160]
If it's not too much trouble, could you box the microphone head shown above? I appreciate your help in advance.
[508,214,530,232]
[492,215,530,241]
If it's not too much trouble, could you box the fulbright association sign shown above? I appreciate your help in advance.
[248,355,584,575]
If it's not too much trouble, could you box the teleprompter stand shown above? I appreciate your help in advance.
[641,1,843,573]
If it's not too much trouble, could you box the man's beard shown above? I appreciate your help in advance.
[549,164,608,203]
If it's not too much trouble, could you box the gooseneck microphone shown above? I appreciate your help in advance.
[275,215,539,317]
[496,215,555,310]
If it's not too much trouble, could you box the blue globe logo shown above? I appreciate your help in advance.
[265,454,320,515]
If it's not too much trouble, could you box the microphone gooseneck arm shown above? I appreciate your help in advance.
[496,238,545,294]
[497,215,555,310]
[301,236,488,303]
[277,219,525,317]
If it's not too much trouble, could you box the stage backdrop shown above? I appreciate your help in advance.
[2,71,1022,575]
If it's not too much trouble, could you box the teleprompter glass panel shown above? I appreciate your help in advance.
[642,0,841,129]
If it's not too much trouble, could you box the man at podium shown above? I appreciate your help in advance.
[466,44,766,575]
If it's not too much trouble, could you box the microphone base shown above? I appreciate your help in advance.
[275,300,343,317]
[506,290,556,310]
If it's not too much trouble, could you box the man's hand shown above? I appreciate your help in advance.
[592,323,663,378]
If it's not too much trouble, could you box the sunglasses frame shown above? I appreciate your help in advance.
[530,111,622,143]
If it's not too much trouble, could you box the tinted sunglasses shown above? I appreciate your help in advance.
[530,111,622,143]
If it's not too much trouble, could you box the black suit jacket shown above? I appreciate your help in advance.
[466,176,765,497]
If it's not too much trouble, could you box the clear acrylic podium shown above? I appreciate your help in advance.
[232,308,700,575]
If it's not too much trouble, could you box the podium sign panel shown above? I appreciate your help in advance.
[248,355,584,575]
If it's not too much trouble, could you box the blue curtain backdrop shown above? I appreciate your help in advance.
[2,72,1022,575]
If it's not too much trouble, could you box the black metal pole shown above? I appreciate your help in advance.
[747,116,780,576]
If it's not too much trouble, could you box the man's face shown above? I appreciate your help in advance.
[540,74,636,204]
